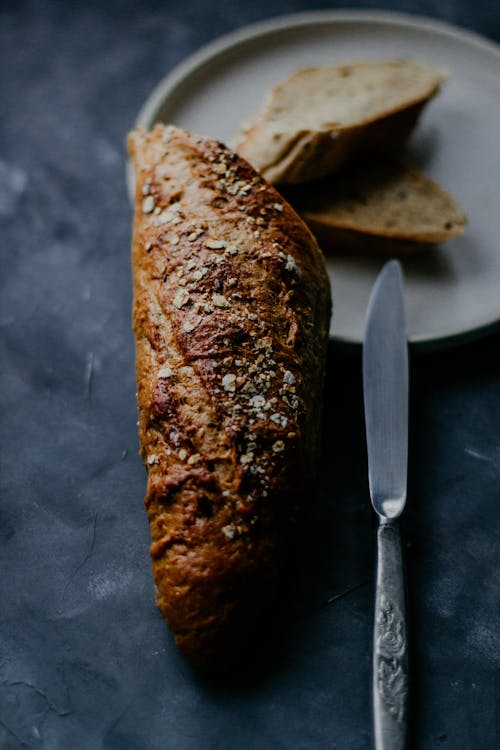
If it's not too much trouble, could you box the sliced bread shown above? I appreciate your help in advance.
[285,161,467,256]
[235,60,446,184]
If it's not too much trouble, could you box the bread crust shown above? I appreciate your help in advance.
[128,124,331,668]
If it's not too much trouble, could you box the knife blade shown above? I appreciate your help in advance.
[363,260,409,750]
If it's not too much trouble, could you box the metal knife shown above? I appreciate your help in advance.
[363,260,409,750]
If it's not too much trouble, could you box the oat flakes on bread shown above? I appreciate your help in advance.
[128,124,331,669]
[234,60,446,185]
[285,160,467,256]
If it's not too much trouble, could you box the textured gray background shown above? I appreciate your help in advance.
[0,1,499,748]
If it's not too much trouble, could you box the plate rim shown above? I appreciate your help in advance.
[127,9,500,349]
[133,10,500,138]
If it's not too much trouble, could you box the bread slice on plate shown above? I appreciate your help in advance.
[235,60,446,184]
[285,160,467,256]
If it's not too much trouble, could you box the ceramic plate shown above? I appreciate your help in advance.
[129,11,500,347]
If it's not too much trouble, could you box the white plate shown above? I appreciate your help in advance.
[130,11,500,347]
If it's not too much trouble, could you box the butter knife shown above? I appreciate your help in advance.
[363,260,409,750]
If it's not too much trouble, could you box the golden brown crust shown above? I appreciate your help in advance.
[128,124,331,668]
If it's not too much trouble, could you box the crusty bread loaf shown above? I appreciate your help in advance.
[234,60,446,184]
[285,161,467,256]
[128,124,331,668]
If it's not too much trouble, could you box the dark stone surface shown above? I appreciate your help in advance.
[0,1,498,748]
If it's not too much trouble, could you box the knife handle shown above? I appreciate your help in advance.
[373,520,408,750]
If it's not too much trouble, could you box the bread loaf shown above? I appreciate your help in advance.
[128,124,331,668]
[234,60,446,184]
[286,160,467,256]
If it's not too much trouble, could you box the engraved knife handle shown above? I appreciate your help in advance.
[373,520,408,750]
